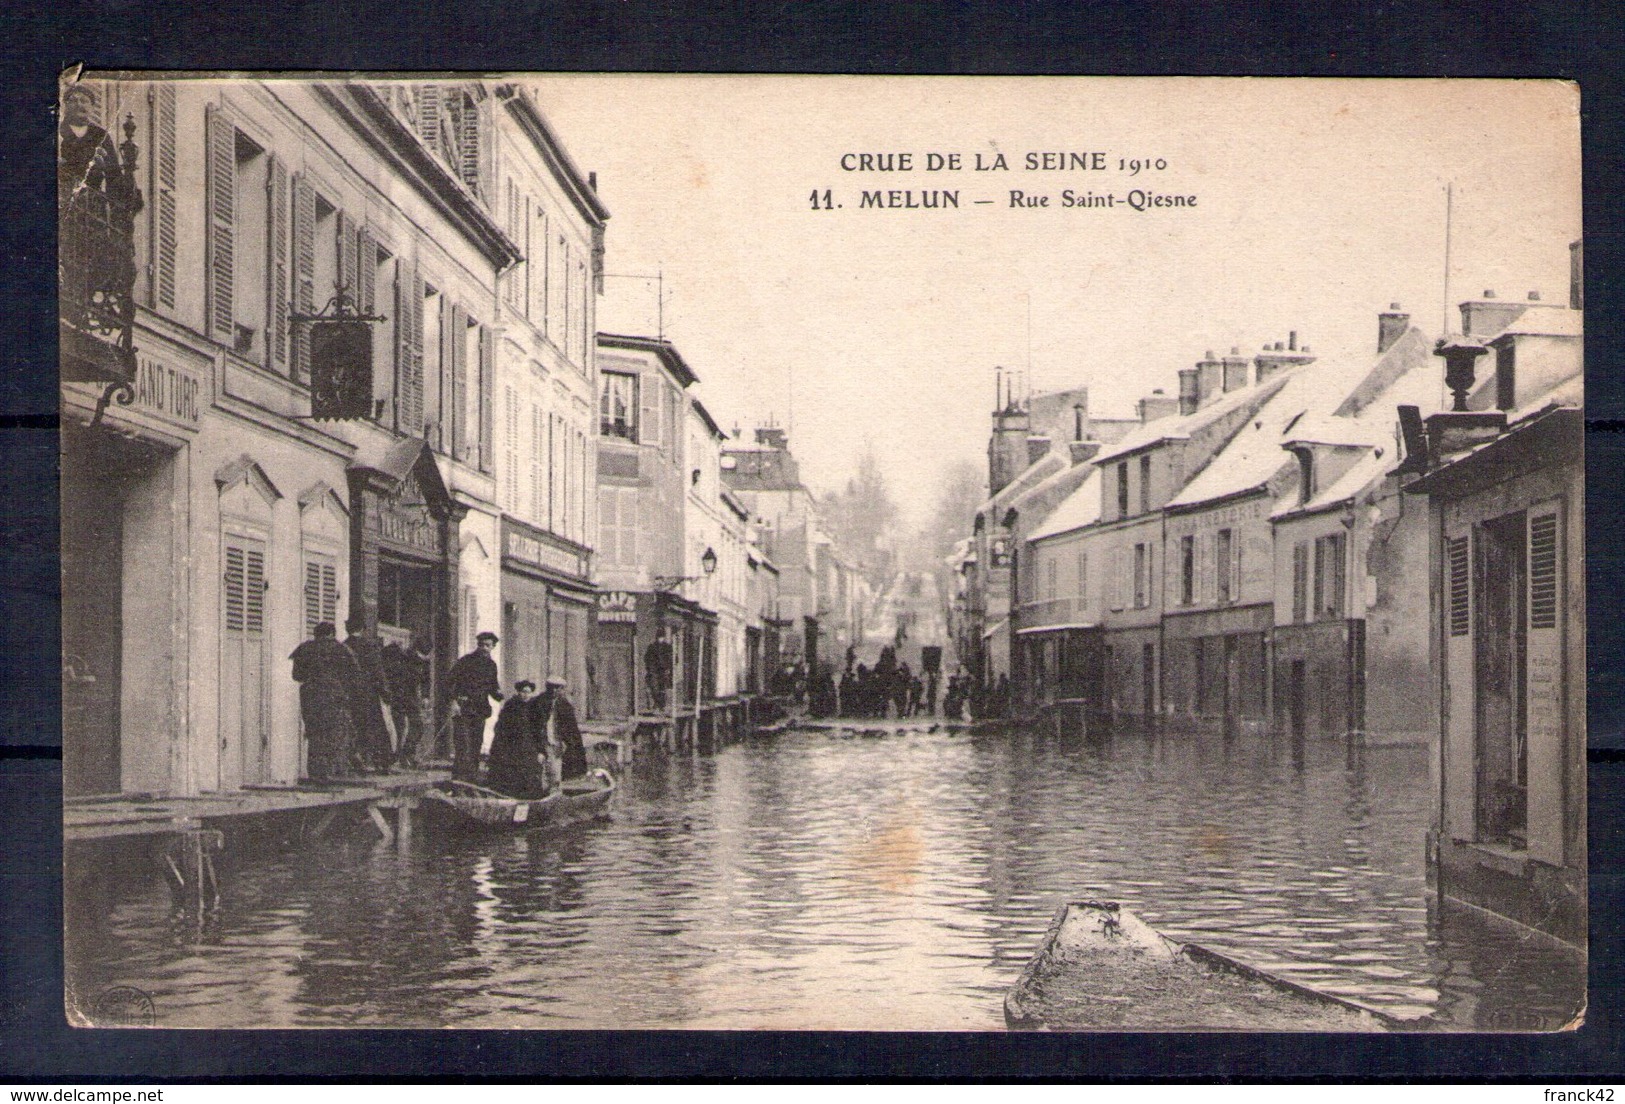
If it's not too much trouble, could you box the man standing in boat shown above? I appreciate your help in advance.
[534,674,589,787]
[447,631,504,782]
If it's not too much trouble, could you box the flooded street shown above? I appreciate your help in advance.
[67,724,1584,1031]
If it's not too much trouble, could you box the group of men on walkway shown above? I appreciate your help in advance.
[290,624,587,795]
[288,618,434,781]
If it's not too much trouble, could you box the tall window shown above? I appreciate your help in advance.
[600,371,638,440]
[1117,461,1130,518]
[1314,532,1346,619]
[1292,542,1310,623]
[1139,454,1152,514]
[231,132,268,360]
[1180,535,1195,606]
[1216,528,1234,603]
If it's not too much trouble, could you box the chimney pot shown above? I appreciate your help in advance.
[1528,290,1541,301]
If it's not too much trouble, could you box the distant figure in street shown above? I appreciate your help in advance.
[384,632,432,767]
[486,680,547,798]
[290,622,358,781]
[645,634,674,711]
[344,616,394,770]
[535,675,589,785]
[448,631,503,782]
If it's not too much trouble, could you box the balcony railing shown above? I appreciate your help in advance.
[60,113,142,405]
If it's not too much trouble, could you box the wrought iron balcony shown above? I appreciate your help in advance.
[60,112,143,411]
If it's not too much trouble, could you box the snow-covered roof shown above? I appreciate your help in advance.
[1095,371,1294,464]
[1492,310,1584,339]
[1028,468,1103,542]
[975,449,1066,518]
[1165,359,1347,509]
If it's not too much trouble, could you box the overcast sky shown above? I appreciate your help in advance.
[525,77,1580,528]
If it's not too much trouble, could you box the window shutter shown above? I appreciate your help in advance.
[1525,506,1564,865]
[598,490,617,565]
[304,561,321,636]
[406,265,425,435]
[304,559,338,637]
[450,304,469,461]
[225,545,246,633]
[478,325,496,473]
[1447,535,1470,636]
[1293,542,1309,624]
[418,86,441,150]
[151,84,177,310]
[1529,513,1558,630]
[268,155,289,372]
[291,174,316,381]
[356,228,376,315]
[204,104,235,341]
[458,93,481,194]
[531,404,545,522]
[226,543,266,636]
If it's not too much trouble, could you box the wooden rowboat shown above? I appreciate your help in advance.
[423,769,616,833]
[1005,900,1408,1031]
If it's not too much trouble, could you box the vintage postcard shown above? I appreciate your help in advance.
[60,74,1583,1030]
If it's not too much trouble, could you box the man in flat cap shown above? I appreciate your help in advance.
[534,674,589,787]
[447,631,503,782]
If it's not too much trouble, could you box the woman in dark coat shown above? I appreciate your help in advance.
[485,681,548,798]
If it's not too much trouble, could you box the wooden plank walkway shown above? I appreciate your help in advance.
[63,769,451,843]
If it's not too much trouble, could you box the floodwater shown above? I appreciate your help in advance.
[66,724,1585,1030]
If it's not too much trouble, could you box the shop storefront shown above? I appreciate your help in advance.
[500,516,594,700]
[62,334,207,797]
[348,438,464,703]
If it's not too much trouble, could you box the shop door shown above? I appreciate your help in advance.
[1475,512,1528,846]
[62,431,156,796]
[220,538,269,790]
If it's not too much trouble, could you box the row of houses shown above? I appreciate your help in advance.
[949,260,1584,946]
[60,75,867,802]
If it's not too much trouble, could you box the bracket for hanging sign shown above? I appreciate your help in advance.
[289,283,387,421]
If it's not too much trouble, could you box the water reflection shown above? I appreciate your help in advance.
[66,725,1583,1029]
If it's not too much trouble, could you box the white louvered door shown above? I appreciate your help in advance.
[221,538,269,790]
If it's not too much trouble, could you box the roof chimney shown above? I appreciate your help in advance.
[1222,347,1249,392]
[1255,334,1317,383]
[1138,389,1181,424]
[1378,302,1410,354]
[1196,350,1224,408]
[1459,290,1527,339]
[1177,367,1200,415]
